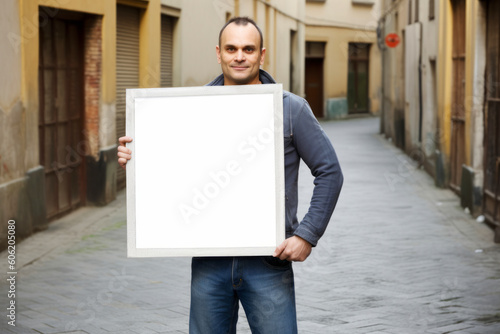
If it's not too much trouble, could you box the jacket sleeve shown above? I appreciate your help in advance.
[291,100,343,246]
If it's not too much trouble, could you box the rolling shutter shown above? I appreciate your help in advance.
[116,4,140,189]
[161,15,174,87]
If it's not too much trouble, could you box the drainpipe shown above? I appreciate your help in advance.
[418,22,423,145]
[377,20,385,135]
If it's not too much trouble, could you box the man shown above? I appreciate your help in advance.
[118,17,343,334]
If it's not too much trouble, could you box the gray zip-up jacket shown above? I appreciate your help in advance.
[207,70,343,246]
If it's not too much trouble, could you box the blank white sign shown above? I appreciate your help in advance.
[126,84,284,257]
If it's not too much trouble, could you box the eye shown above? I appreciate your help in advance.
[245,47,254,53]
[226,47,236,52]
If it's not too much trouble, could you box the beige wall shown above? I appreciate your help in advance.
[468,1,487,188]
[418,0,440,175]
[5,0,305,178]
[2,0,306,184]
[380,0,485,190]
[305,6,382,115]
[306,0,380,30]
[161,0,228,86]
[0,0,306,245]
[380,0,408,142]
[161,0,306,94]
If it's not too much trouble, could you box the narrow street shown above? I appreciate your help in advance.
[2,117,500,334]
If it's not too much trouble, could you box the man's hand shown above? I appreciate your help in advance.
[117,136,133,170]
[273,236,312,262]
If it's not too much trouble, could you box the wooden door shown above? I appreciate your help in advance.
[38,10,85,220]
[450,0,466,193]
[305,58,324,118]
[483,0,500,242]
[348,43,370,114]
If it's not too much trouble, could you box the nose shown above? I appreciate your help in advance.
[235,49,245,62]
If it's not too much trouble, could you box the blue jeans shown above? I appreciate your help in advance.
[189,256,297,334]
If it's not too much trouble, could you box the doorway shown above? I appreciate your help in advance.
[483,0,500,241]
[305,42,325,118]
[38,8,85,220]
[449,0,466,193]
[348,43,370,114]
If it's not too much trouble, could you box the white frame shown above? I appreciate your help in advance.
[126,84,285,257]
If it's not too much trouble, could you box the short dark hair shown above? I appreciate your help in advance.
[218,16,264,52]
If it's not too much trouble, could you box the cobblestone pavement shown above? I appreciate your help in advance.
[1,117,500,334]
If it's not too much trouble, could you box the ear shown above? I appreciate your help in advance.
[216,45,222,64]
[259,48,266,66]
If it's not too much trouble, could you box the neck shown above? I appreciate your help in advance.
[223,76,262,86]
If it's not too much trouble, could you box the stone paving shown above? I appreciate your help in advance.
[1,116,500,334]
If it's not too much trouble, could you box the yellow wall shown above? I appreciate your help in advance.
[306,0,381,115]
[14,0,305,172]
[20,0,167,151]
[306,0,380,30]
[369,43,381,114]
[36,0,117,104]
[161,0,305,93]
[306,25,381,114]
[437,0,453,159]
[139,0,161,88]
[20,0,119,153]
[0,0,24,183]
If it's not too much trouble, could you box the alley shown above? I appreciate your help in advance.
[2,117,500,334]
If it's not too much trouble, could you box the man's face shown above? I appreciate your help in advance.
[216,23,266,85]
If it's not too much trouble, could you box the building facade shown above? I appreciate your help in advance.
[0,0,306,248]
[379,0,500,241]
[305,0,382,119]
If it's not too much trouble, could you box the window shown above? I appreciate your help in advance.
[352,0,375,5]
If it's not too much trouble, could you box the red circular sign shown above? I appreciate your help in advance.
[385,33,400,48]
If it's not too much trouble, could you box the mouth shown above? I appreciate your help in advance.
[231,65,249,71]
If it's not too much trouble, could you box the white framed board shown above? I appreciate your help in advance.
[126,84,285,257]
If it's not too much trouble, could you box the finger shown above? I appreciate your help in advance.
[118,158,127,170]
[117,146,131,154]
[118,136,133,146]
[273,240,287,258]
[117,151,131,160]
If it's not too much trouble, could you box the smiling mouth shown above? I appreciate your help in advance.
[231,66,248,70]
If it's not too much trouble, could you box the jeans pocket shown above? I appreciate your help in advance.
[262,256,292,270]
